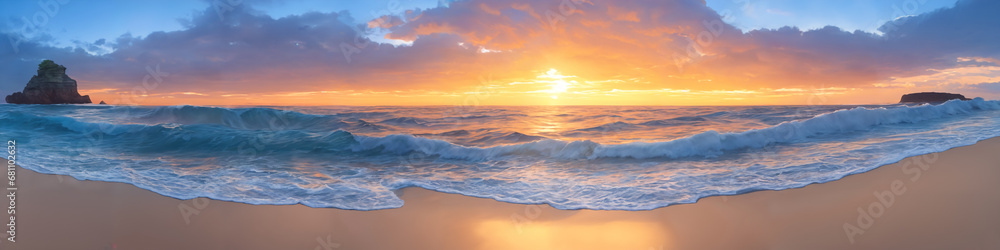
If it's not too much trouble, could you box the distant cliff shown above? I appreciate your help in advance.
[899,92,970,103]
[5,60,92,104]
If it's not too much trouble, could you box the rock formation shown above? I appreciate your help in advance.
[899,92,970,103]
[99,100,107,105]
[5,60,92,104]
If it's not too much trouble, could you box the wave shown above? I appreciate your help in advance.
[379,117,430,126]
[573,121,639,132]
[415,129,472,137]
[439,113,528,120]
[574,112,727,130]
[594,98,1000,159]
[352,119,391,131]
[639,116,708,126]
[567,114,623,122]
[126,105,346,130]
[355,98,1000,160]
[468,132,547,145]
[7,98,999,161]
[4,99,1000,211]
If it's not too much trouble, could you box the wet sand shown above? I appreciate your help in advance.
[2,137,1000,249]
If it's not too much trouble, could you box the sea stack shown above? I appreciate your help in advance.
[5,60,92,104]
[899,92,970,103]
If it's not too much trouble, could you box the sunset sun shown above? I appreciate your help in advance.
[536,68,575,99]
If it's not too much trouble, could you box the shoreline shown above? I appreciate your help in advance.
[2,137,1000,249]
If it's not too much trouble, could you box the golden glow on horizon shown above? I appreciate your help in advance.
[76,84,909,106]
[73,59,998,106]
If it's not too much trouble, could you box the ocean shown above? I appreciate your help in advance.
[2,98,999,210]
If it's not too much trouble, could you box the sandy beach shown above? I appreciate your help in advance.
[2,0,999,248]
[1,137,998,250]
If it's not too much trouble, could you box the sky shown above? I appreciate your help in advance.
[1,0,997,106]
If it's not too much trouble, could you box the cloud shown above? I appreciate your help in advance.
[378,0,998,93]
[1,3,512,102]
[1,0,998,104]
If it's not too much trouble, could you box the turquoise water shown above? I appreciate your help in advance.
[2,98,999,210]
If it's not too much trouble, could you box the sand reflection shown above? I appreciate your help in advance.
[475,219,671,250]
